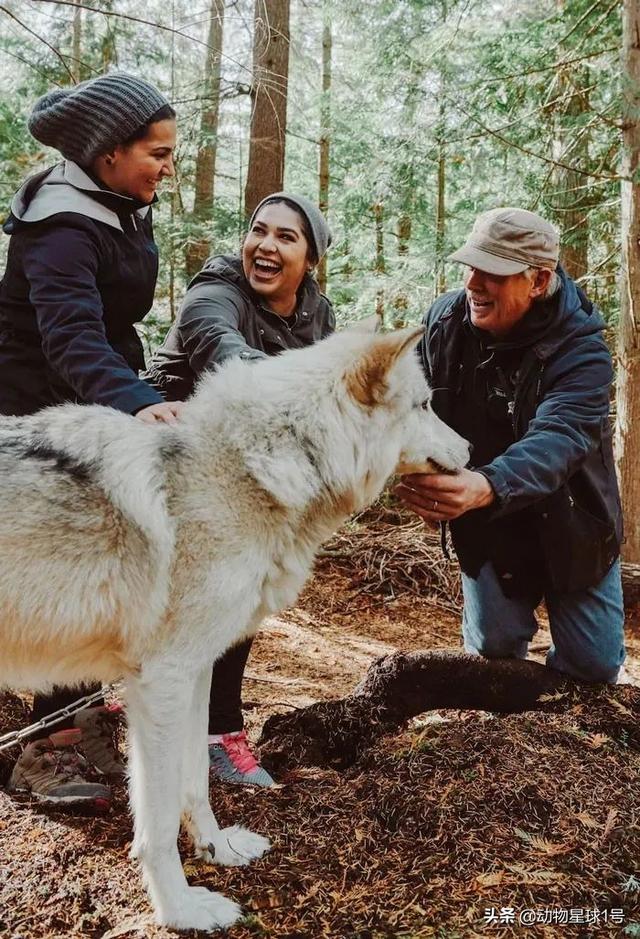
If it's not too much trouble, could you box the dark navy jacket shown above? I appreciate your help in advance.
[419,268,622,595]
[0,160,164,416]
[145,254,335,401]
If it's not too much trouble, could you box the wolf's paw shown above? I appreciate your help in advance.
[210,825,271,866]
[158,886,242,930]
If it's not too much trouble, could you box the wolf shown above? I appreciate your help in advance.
[0,324,469,930]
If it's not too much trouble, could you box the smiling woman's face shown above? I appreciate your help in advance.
[94,118,176,204]
[242,202,311,316]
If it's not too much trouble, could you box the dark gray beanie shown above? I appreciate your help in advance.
[249,192,332,263]
[28,72,171,166]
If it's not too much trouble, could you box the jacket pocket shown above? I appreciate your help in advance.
[538,486,620,594]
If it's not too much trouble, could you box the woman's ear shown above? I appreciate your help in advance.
[94,150,117,170]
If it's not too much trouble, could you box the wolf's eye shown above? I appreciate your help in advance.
[421,399,430,411]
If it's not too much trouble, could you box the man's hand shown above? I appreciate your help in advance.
[396,468,495,523]
[135,401,184,425]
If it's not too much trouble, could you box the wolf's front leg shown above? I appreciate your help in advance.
[181,663,271,867]
[125,664,242,930]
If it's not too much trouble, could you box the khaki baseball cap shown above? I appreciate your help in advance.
[448,207,560,275]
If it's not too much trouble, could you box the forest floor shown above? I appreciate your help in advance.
[1,508,639,939]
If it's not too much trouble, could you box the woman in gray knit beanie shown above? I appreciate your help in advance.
[144,194,334,788]
[28,71,176,203]
[0,74,180,809]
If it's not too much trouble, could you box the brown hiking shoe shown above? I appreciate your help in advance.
[74,704,126,778]
[8,728,112,809]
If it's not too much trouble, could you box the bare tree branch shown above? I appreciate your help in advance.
[30,0,254,81]
[0,3,74,81]
[452,96,625,182]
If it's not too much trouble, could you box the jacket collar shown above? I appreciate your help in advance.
[8,160,154,233]
[193,254,327,320]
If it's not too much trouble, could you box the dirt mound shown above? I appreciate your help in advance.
[258,652,640,780]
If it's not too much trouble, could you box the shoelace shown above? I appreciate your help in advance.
[220,731,259,774]
[39,745,88,785]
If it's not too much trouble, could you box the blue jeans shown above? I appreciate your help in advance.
[461,559,625,683]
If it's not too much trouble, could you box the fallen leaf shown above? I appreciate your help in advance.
[602,808,618,841]
[505,864,567,885]
[475,872,504,887]
[575,811,599,829]
[606,696,634,718]
[538,691,569,703]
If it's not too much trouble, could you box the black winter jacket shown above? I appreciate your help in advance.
[419,268,622,596]
[0,160,164,416]
[145,255,335,400]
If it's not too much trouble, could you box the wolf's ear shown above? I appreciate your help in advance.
[244,437,321,509]
[345,313,383,335]
[345,325,425,408]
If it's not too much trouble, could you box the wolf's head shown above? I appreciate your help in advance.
[334,323,470,504]
[194,322,470,516]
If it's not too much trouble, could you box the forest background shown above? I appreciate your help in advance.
[0,0,639,557]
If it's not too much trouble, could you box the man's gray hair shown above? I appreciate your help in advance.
[524,266,560,300]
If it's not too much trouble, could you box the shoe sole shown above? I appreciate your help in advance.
[9,786,112,811]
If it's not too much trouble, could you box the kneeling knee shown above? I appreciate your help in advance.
[548,647,623,684]
[464,632,528,660]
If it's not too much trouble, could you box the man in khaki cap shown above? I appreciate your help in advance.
[398,207,625,684]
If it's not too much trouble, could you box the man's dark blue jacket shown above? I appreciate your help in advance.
[419,268,622,596]
[0,160,163,417]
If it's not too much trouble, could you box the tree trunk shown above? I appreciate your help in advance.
[392,61,420,327]
[373,201,385,323]
[434,135,446,296]
[185,0,225,279]
[551,0,590,282]
[615,0,640,562]
[622,561,640,606]
[244,0,291,218]
[71,0,82,83]
[555,72,590,281]
[317,14,331,294]
[100,0,116,69]
[433,2,448,298]
[392,212,411,328]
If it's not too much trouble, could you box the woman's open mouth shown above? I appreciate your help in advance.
[252,258,282,281]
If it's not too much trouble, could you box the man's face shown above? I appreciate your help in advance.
[464,267,547,337]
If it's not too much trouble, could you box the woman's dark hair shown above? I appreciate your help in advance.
[255,197,318,265]
[121,104,176,147]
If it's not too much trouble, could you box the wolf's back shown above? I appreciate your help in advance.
[0,405,174,687]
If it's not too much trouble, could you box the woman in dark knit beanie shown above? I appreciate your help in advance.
[1,72,180,809]
[146,192,334,788]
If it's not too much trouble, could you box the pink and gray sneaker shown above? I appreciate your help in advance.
[208,730,275,787]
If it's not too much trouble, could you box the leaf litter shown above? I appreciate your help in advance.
[1,503,639,938]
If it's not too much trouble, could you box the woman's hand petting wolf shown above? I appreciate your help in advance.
[396,468,495,523]
[135,401,184,425]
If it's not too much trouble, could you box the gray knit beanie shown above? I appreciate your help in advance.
[28,72,171,166]
[249,192,332,263]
